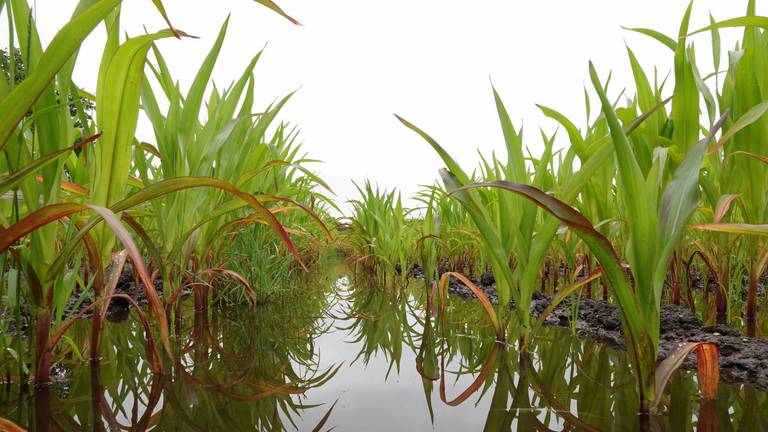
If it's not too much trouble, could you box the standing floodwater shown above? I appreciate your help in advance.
[1,266,766,431]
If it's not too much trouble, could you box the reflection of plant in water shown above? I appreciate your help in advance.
[2,285,339,431]
[338,286,419,376]
[411,295,764,431]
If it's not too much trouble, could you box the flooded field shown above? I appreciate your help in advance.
[2,265,766,431]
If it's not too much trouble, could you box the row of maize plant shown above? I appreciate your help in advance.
[0,0,332,386]
[347,0,768,415]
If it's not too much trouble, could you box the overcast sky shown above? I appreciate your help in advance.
[8,1,764,214]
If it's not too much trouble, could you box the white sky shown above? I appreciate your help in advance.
[6,1,764,214]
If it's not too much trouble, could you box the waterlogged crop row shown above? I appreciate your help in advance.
[346,1,768,415]
[0,1,333,387]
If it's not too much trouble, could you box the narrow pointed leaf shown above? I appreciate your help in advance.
[653,342,719,409]
[253,0,302,25]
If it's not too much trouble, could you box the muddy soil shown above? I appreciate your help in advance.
[3,263,170,336]
[410,266,768,392]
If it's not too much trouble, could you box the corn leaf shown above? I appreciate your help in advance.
[652,342,719,409]
[0,0,120,149]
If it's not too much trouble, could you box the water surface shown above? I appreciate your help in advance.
[1,267,767,431]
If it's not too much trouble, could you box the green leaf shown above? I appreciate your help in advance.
[691,223,768,236]
[91,29,180,255]
[252,0,302,25]
[537,104,588,158]
[589,61,658,316]
[452,179,654,406]
[623,26,677,51]
[0,133,99,196]
[689,16,768,37]
[657,111,729,289]
[712,101,768,153]
[0,0,120,150]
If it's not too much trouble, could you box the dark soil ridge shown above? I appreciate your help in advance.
[411,266,768,392]
[4,263,172,337]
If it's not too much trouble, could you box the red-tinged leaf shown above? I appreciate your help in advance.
[710,101,768,154]
[732,150,768,165]
[34,176,89,196]
[713,194,741,223]
[653,342,719,409]
[47,177,308,278]
[202,268,258,306]
[698,398,718,432]
[137,142,162,158]
[451,181,600,238]
[48,292,162,374]
[429,280,439,317]
[258,194,333,240]
[440,343,499,406]
[438,272,502,339]
[696,343,719,399]
[312,398,339,432]
[101,251,129,316]
[448,181,643,328]
[0,417,25,432]
[0,133,99,195]
[691,223,768,236]
[452,179,653,407]
[531,268,603,337]
[0,203,88,251]
[150,0,181,38]
[77,228,104,295]
[253,0,302,25]
[60,180,89,195]
[87,205,172,359]
[110,177,306,270]
[122,213,165,277]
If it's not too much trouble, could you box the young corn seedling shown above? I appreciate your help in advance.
[444,60,726,413]
[0,0,184,384]
[347,181,415,285]
[681,1,768,321]
[0,0,306,384]
[396,82,632,333]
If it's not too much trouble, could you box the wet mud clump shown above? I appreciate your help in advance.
[433,268,768,392]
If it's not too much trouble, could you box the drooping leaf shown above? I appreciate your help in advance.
[732,150,768,165]
[653,342,719,409]
[691,223,768,236]
[252,0,302,25]
[531,269,603,336]
[202,268,258,306]
[623,26,677,51]
[150,0,180,37]
[88,205,172,358]
[438,272,501,338]
[451,179,653,405]
[440,343,499,406]
[711,101,768,153]
[0,416,26,432]
[713,194,741,223]
[0,133,100,196]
